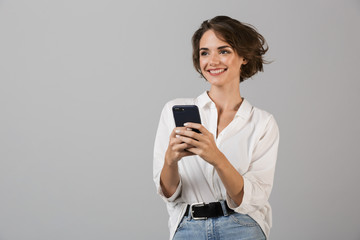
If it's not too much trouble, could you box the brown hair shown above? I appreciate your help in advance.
[192,16,269,82]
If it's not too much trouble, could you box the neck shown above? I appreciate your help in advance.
[207,84,243,112]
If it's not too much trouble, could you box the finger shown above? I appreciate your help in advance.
[172,142,194,152]
[176,135,202,148]
[170,127,188,139]
[184,122,211,136]
[175,129,204,141]
[170,136,185,145]
[170,135,198,149]
[168,137,180,148]
[184,147,201,155]
[181,151,195,157]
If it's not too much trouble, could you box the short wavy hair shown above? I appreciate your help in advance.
[192,16,269,83]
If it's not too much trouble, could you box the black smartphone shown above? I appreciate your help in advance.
[172,105,202,133]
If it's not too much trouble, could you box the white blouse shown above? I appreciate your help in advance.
[153,91,280,240]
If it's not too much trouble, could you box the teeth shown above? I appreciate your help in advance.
[209,69,225,74]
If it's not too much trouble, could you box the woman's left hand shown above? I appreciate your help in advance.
[175,122,224,166]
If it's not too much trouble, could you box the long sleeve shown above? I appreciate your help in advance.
[153,102,183,203]
[227,114,280,214]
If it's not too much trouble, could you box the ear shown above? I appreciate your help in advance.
[242,58,248,65]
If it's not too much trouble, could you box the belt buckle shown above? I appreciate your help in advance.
[190,202,207,220]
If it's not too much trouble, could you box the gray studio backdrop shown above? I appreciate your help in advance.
[1,0,359,239]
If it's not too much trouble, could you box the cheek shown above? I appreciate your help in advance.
[225,56,236,65]
[229,59,242,71]
[199,59,207,70]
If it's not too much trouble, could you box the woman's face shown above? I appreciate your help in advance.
[199,30,247,87]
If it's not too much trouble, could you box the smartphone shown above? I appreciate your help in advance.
[172,105,202,133]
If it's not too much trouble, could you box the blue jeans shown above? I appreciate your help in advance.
[173,212,266,240]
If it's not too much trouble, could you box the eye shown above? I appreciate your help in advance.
[220,50,230,54]
[200,51,208,56]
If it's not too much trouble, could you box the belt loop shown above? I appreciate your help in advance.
[185,205,191,218]
[219,200,228,216]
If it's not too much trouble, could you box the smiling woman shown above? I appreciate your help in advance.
[192,15,269,83]
[198,30,248,88]
[153,16,279,240]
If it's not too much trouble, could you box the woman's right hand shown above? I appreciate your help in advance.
[161,127,195,197]
[165,127,196,166]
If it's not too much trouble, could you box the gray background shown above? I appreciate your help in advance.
[1,0,359,239]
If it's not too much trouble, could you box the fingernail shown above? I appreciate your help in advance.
[186,128,192,131]
[175,130,181,133]
[184,123,189,126]
[175,135,180,138]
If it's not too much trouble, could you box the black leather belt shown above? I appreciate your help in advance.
[185,201,234,220]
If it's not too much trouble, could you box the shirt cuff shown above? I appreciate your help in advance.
[226,177,252,213]
[158,178,182,202]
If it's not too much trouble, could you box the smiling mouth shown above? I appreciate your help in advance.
[207,68,227,76]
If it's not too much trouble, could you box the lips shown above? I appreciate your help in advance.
[207,68,227,76]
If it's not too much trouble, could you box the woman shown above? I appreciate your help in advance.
[153,16,279,240]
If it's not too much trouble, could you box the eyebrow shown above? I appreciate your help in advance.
[199,45,231,51]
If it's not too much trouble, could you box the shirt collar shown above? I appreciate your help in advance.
[196,91,253,119]
[196,91,214,108]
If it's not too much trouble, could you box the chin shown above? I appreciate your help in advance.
[207,80,226,87]
[204,75,224,84]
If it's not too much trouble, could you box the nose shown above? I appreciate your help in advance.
[209,53,220,66]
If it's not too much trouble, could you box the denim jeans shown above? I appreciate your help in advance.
[173,212,266,240]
